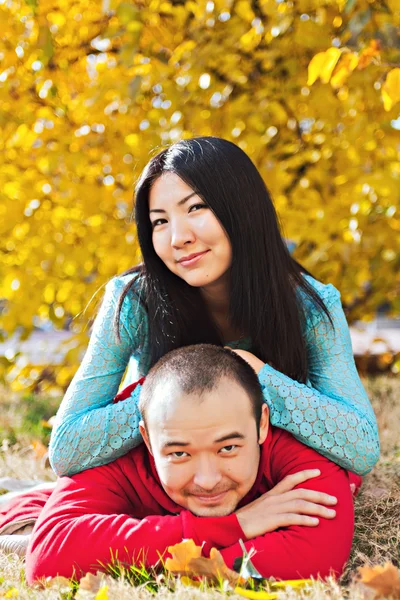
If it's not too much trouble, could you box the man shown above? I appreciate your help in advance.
[25,345,354,583]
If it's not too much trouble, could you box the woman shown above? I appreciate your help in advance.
[49,137,380,478]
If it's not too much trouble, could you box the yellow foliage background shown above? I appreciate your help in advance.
[0,0,399,390]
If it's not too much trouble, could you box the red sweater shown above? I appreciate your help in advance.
[25,427,354,584]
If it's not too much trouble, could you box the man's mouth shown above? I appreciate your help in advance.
[191,490,230,504]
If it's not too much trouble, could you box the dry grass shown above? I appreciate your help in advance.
[339,377,400,585]
[0,377,399,599]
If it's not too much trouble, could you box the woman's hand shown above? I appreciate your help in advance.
[225,348,266,374]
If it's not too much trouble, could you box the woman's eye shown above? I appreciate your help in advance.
[220,445,237,454]
[152,218,167,228]
[189,203,207,213]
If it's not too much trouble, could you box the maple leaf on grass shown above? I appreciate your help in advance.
[78,572,104,593]
[188,548,243,586]
[167,539,317,595]
[358,562,400,598]
[166,540,241,586]
[165,539,202,572]
[39,576,73,591]
[32,440,48,460]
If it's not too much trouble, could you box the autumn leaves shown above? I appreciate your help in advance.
[308,41,400,111]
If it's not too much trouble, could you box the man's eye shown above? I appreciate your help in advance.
[220,445,237,454]
[189,203,207,213]
[170,451,188,458]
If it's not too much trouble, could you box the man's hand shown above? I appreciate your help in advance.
[225,348,266,374]
[235,469,337,539]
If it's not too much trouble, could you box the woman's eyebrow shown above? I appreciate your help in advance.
[149,192,197,213]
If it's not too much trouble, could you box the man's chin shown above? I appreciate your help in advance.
[188,499,238,518]
[192,506,234,517]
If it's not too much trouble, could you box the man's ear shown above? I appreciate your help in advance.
[139,420,153,456]
[258,404,269,444]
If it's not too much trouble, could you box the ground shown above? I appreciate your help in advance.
[0,377,399,599]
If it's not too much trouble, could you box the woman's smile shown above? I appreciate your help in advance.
[177,250,210,267]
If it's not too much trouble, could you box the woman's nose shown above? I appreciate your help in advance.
[170,220,195,248]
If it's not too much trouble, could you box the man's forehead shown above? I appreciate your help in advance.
[146,381,204,427]
[146,376,254,432]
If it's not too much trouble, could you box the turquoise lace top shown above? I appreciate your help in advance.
[49,273,380,477]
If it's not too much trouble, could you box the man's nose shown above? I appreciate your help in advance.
[193,458,222,491]
[171,220,195,248]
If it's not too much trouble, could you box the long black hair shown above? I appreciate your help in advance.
[113,137,333,383]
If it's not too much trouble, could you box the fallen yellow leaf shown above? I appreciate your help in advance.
[31,440,48,459]
[2,589,18,598]
[94,585,109,600]
[234,578,313,599]
[41,576,72,590]
[79,572,104,593]
[166,540,242,586]
[270,579,313,589]
[165,539,202,572]
[234,588,278,600]
[188,547,242,586]
[180,576,202,588]
[359,562,400,598]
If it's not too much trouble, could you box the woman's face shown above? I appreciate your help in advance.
[148,172,232,290]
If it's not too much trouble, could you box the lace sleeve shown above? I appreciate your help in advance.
[258,287,380,475]
[49,276,149,477]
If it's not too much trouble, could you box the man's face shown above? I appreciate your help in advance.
[140,377,268,517]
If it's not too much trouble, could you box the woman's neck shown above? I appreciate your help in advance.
[200,279,230,316]
[200,279,244,342]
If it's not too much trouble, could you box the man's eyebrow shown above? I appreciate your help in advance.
[214,432,246,444]
[149,192,197,214]
[161,441,190,449]
[161,432,245,450]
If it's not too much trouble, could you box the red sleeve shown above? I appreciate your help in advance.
[113,378,145,404]
[25,462,242,583]
[220,433,354,580]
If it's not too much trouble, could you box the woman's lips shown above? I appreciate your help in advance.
[178,250,209,267]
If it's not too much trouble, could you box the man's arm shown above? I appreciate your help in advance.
[26,438,353,583]
[220,442,354,580]
[25,462,242,584]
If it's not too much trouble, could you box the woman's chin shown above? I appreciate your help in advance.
[178,273,215,288]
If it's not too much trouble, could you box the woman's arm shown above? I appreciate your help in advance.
[49,276,148,477]
[232,285,380,476]
[258,287,379,475]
